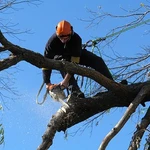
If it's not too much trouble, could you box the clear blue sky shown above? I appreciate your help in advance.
[0,0,149,150]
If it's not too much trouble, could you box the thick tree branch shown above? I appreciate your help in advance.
[0,55,22,70]
[0,46,7,52]
[37,107,68,150]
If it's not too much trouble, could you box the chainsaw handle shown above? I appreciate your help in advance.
[36,82,48,105]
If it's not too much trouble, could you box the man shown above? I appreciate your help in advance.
[42,20,113,98]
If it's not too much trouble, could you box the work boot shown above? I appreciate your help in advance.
[70,86,85,98]
[71,91,85,98]
[120,79,128,85]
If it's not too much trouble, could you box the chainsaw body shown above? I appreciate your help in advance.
[49,85,66,101]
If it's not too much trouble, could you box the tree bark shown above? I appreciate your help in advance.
[128,107,150,150]
[37,82,150,150]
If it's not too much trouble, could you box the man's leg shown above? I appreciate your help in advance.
[53,55,84,98]
[60,71,85,98]
[80,49,113,80]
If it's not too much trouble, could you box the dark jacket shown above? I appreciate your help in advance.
[43,32,82,83]
[44,32,82,60]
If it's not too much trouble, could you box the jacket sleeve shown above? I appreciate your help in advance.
[42,68,51,84]
[42,40,54,84]
[70,33,82,63]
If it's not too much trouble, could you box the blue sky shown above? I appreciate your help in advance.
[0,0,149,150]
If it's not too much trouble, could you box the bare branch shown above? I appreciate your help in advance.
[0,0,41,11]
[98,84,150,150]
[128,107,150,150]
[0,0,42,36]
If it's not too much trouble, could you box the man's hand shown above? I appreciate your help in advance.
[60,73,71,88]
[46,83,58,91]
[60,80,69,89]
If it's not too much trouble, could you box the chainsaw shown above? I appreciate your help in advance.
[36,82,69,108]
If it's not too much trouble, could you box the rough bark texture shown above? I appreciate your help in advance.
[37,82,150,150]
[128,107,150,150]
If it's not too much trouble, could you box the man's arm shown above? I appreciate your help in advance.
[60,73,72,87]
[60,56,80,87]
[42,37,56,90]
[42,68,53,90]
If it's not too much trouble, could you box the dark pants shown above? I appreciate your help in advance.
[80,49,113,80]
[59,49,113,92]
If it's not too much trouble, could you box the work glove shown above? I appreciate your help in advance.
[47,83,67,91]
[46,83,58,91]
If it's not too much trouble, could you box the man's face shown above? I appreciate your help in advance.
[58,34,71,43]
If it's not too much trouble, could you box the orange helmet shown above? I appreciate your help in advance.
[56,20,72,36]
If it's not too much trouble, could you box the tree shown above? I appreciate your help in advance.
[0,1,150,150]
